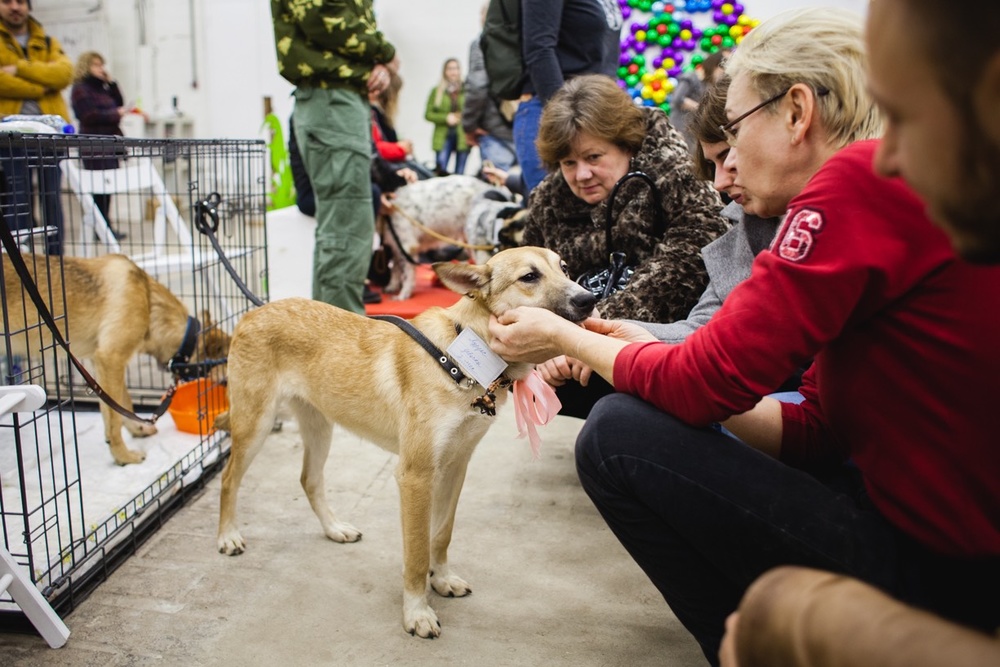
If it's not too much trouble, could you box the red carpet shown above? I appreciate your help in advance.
[365,264,461,319]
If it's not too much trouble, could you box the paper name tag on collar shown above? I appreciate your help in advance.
[446,328,508,388]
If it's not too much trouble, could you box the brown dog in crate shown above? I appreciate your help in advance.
[1,253,230,465]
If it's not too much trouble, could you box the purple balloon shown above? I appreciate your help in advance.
[713,10,724,22]
[635,41,648,53]
[680,19,693,30]
[733,3,745,14]
[631,22,642,34]
[711,0,724,8]
[622,7,632,19]
[619,54,632,66]
[653,56,664,68]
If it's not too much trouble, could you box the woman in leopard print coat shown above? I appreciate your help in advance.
[523,75,728,323]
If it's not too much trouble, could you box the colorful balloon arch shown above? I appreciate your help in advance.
[617,0,760,115]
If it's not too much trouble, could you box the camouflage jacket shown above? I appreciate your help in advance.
[271,0,396,93]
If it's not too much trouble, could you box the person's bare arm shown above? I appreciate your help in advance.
[720,397,784,458]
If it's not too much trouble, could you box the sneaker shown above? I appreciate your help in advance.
[363,285,382,304]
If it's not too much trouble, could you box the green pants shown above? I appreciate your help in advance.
[292,86,373,313]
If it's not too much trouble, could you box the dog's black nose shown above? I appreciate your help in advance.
[573,290,598,314]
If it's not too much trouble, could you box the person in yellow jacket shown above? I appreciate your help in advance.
[0,0,73,255]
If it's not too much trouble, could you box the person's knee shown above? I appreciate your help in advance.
[574,393,636,479]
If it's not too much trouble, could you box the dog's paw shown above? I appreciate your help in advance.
[130,422,158,438]
[392,292,415,302]
[403,598,442,639]
[323,521,362,543]
[217,530,246,555]
[430,571,471,598]
[112,446,147,466]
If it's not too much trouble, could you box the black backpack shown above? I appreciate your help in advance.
[480,0,527,101]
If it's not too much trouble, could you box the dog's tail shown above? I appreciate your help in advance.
[213,411,231,433]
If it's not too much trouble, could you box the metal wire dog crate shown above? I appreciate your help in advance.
[0,130,268,628]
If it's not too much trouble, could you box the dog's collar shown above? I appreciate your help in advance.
[370,315,469,386]
[168,316,201,372]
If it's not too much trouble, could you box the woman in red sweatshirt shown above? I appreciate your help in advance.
[487,9,1000,666]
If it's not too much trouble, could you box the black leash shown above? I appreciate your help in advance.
[195,192,266,307]
[0,225,172,424]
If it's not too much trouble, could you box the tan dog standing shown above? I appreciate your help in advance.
[216,247,596,638]
[2,254,230,465]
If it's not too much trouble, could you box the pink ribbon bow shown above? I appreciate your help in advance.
[512,370,562,459]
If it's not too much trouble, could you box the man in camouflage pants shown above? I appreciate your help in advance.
[271,0,397,312]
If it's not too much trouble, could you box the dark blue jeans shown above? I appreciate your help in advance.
[435,128,468,175]
[575,393,1000,666]
[0,145,64,255]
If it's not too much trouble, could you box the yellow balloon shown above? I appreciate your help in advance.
[641,72,654,84]
[729,25,742,38]
[662,58,675,70]
[636,29,647,41]
[653,89,668,104]
[641,85,653,99]
[735,35,744,45]
[680,29,692,40]
[721,3,733,14]
[738,15,751,26]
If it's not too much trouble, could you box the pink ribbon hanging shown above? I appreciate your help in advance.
[512,370,562,459]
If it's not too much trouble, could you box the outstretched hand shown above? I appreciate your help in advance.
[583,318,659,343]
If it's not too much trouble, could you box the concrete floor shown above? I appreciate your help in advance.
[0,408,705,666]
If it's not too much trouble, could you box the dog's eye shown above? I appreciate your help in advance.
[519,272,540,283]
[560,261,569,277]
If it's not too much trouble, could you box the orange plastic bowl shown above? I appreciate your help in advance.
[167,378,228,434]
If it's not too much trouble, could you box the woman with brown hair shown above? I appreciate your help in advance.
[524,73,727,324]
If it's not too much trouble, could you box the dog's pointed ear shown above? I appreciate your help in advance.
[432,261,490,297]
[201,309,215,328]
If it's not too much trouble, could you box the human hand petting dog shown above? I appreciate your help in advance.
[488,308,640,386]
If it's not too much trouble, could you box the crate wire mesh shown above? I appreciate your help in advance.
[0,131,269,623]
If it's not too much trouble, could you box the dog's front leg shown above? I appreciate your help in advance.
[93,352,147,465]
[395,455,440,639]
[429,456,473,599]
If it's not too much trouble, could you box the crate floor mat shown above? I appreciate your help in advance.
[0,409,219,605]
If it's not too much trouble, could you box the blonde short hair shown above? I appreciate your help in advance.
[73,51,104,84]
[724,7,882,147]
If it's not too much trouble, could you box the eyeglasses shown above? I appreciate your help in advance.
[719,86,831,147]
[719,87,791,147]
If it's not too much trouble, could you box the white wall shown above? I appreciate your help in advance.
[33,0,867,154]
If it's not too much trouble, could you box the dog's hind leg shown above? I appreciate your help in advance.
[217,396,276,555]
[428,452,474,599]
[291,398,361,543]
